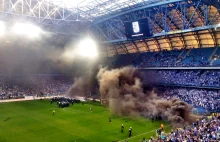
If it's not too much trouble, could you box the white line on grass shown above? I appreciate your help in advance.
[61,105,172,141]
[118,125,171,142]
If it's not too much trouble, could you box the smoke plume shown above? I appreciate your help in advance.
[97,66,198,126]
[66,64,100,98]
[66,77,91,98]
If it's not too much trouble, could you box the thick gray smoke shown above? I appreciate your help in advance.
[66,77,91,98]
[97,66,199,126]
[0,34,71,74]
[66,64,100,98]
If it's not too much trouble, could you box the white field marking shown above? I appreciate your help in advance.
[61,105,172,141]
[63,107,172,142]
[62,107,168,126]
[0,96,55,103]
[118,125,171,142]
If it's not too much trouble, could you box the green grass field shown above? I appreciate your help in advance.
[0,100,171,142]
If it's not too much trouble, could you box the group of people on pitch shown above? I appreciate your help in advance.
[121,124,132,137]
[109,117,133,138]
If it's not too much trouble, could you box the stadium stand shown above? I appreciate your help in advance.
[156,87,220,113]
[143,70,220,88]
[143,68,220,114]
[151,115,220,141]
[0,75,72,100]
[179,48,213,67]
[136,48,218,67]
[211,47,220,66]
[0,0,220,141]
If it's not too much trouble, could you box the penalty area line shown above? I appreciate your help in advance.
[118,125,171,142]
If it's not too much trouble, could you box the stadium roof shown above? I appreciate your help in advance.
[0,0,179,24]
[86,0,220,56]
[47,0,160,20]
[0,0,219,57]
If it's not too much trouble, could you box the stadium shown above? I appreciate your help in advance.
[0,0,220,141]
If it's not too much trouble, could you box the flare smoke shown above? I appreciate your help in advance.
[66,77,91,98]
[97,66,198,126]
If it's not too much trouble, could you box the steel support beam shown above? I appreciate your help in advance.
[0,0,80,24]
[93,0,183,25]
[208,10,219,25]
[185,0,201,29]
[113,43,118,55]
[210,29,218,47]
[166,36,174,50]
[180,34,187,48]
[121,43,129,54]
[195,31,202,48]
[154,37,161,51]
[91,0,219,44]
[117,44,127,54]
[101,24,220,44]
[143,40,150,52]
[132,41,140,53]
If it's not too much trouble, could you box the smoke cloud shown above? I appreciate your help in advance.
[66,77,91,98]
[97,66,199,126]
[66,64,100,98]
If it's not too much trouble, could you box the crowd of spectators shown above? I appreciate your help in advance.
[156,87,220,112]
[144,70,220,88]
[142,115,220,142]
[137,48,215,67]
[39,76,72,96]
[0,76,73,100]
[138,50,182,67]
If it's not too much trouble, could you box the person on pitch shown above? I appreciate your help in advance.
[52,110,55,115]
[160,123,164,131]
[121,124,124,133]
[128,128,132,137]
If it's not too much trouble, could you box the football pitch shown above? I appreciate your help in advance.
[0,100,171,142]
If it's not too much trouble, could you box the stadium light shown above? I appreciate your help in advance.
[78,39,98,58]
[12,23,42,38]
[0,21,5,36]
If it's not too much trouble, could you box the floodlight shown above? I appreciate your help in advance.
[79,39,98,58]
[0,21,5,36]
[13,23,42,38]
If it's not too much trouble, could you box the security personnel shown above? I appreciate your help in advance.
[128,128,132,137]
[121,124,124,133]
